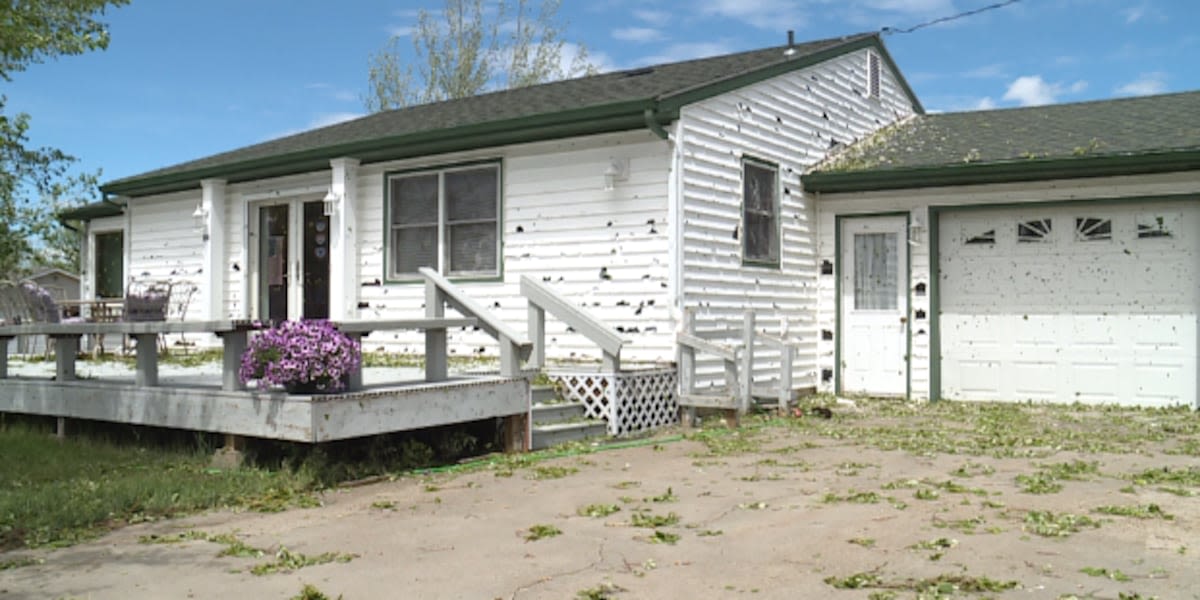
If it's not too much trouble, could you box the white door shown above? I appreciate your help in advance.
[840,216,908,396]
[939,201,1199,407]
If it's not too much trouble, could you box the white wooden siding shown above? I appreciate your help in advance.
[815,170,1200,400]
[355,130,675,363]
[679,48,917,391]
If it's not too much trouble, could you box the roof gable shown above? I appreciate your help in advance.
[104,33,919,197]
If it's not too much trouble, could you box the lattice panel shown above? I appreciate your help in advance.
[611,369,678,436]
[550,369,678,436]
[552,373,613,421]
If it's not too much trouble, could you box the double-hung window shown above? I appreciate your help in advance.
[742,158,780,266]
[387,163,500,280]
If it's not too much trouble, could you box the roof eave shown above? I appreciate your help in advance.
[801,149,1200,194]
[101,99,656,197]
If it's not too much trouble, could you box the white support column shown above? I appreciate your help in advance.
[329,158,360,319]
[201,179,227,320]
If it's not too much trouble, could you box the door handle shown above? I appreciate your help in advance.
[899,316,908,324]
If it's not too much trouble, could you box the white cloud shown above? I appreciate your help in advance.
[963,63,1007,79]
[1123,5,1146,23]
[974,97,996,110]
[1116,72,1168,96]
[633,9,672,26]
[387,25,415,37]
[309,112,363,129]
[695,0,805,30]
[638,41,737,66]
[864,0,955,14]
[1001,75,1087,106]
[612,27,664,43]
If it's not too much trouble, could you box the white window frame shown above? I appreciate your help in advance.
[385,161,502,282]
[741,157,781,267]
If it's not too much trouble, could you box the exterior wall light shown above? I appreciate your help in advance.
[603,158,629,191]
[323,188,341,216]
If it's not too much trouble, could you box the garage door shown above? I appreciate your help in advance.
[939,200,1198,407]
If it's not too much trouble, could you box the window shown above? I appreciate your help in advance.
[1075,217,1112,242]
[742,159,780,266]
[387,163,500,280]
[965,229,996,245]
[94,231,124,298]
[866,50,881,99]
[1136,214,1174,239]
[853,232,898,310]
[1017,218,1052,243]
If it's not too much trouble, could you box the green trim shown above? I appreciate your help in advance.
[740,156,783,269]
[802,149,1200,193]
[925,192,1198,402]
[643,108,669,140]
[833,211,912,399]
[657,35,924,117]
[382,159,505,285]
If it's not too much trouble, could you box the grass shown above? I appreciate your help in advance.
[0,424,319,550]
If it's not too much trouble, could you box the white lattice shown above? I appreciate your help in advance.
[550,368,678,436]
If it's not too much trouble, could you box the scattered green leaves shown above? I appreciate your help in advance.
[1024,511,1101,538]
[577,503,621,518]
[524,524,562,541]
[1093,504,1174,520]
[250,546,357,576]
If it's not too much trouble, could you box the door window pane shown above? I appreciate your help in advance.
[853,232,898,310]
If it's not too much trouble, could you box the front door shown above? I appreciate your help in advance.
[840,215,908,396]
[253,200,329,321]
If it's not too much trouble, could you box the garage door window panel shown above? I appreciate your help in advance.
[1136,213,1175,239]
[1075,217,1112,242]
[1017,218,1052,243]
[853,232,898,310]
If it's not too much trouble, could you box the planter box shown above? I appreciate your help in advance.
[124,294,169,322]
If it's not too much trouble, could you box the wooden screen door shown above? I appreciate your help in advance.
[840,215,908,396]
[254,200,329,321]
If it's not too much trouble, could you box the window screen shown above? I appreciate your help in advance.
[387,165,500,279]
[94,231,124,299]
[853,232,898,310]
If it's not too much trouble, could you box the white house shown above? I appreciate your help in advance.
[64,32,919,395]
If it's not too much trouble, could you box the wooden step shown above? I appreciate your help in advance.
[531,420,608,450]
[531,401,588,425]
[678,392,738,409]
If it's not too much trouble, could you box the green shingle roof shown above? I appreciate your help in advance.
[105,32,914,197]
[804,90,1200,192]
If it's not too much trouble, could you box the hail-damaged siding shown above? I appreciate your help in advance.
[355,130,675,363]
[678,48,916,390]
[127,191,207,341]
[815,171,1200,402]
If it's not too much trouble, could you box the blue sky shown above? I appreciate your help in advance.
[6,0,1198,189]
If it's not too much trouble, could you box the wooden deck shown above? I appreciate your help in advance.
[0,319,531,446]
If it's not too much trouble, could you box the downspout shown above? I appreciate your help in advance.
[643,107,668,140]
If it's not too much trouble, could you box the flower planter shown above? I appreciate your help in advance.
[240,320,361,393]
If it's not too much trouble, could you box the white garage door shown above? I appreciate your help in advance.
[939,200,1198,407]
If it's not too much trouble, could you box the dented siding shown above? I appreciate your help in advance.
[127,191,207,335]
[678,48,916,390]
[355,131,675,362]
[815,170,1200,401]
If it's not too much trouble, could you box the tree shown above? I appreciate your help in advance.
[365,0,595,112]
[0,0,128,277]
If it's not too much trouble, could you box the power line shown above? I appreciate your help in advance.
[882,0,1022,35]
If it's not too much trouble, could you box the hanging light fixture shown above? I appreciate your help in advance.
[192,201,208,236]
[323,187,341,216]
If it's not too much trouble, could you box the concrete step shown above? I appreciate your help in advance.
[530,420,609,450]
[531,385,559,405]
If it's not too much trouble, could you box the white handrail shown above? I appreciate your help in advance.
[520,275,623,371]
[419,268,532,377]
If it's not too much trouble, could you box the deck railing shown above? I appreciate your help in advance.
[519,275,624,371]
[419,267,532,377]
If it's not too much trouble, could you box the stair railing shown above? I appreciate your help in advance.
[419,267,532,377]
[519,275,624,371]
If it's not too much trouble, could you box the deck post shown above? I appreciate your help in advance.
[53,335,79,381]
[425,328,448,381]
[678,308,696,428]
[779,343,793,413]
[425,279,445,318]
[219,330,248,391]
[740,312,755,415]
[527,304,545,370]
[56,417,67,441]
[498,335,521,377]
[0,336,9,379]
[134,333,159,387]
[344,332,364,391]
[211,434,245,469]
[501,412,528,452]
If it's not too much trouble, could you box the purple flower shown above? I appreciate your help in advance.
[239,319,362,392]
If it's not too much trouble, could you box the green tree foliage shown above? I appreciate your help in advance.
[365,0,595,112]
[0,0,128,277]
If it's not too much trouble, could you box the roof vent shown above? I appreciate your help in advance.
[784,30,796,56]
[624,67,654,78]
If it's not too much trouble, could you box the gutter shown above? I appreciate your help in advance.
[643,108,668,140]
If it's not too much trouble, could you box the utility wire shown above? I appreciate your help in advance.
[882,0,1021,35]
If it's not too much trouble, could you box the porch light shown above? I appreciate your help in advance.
[323,188,341,216]
[908,217,924,246]
[603,158,629,191]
